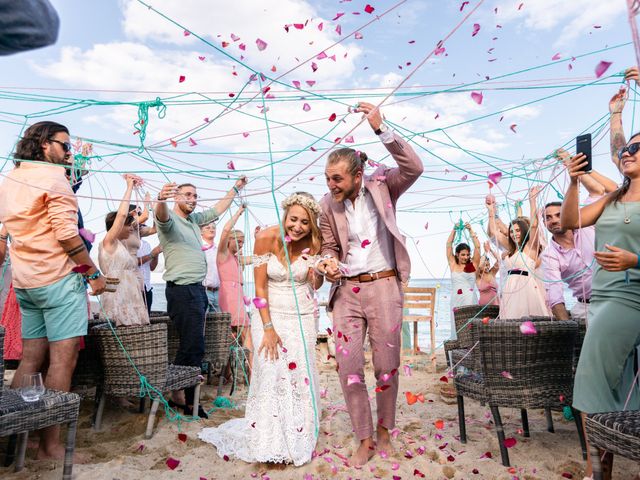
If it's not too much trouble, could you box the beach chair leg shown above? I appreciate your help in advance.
[457,395,467,443]
[590,445,603,480]
[430,318,436,369]
[138,397,146,413]
[14,432,28,472]
[192,383,201,419]
[93,392,106,431]
[145,399,160,439]
[572,408,587,460]
[520,409,530,437]
[490,405,510,467]
[63,420,78,480]
[545,407,555,433]
[4,434,17,467]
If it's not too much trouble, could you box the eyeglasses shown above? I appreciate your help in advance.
[618,142,640,160]
[48,139,72,153]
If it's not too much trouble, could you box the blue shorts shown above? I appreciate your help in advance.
[15,273,88,342]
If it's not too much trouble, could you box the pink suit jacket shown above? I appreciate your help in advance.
[320,133,424,310]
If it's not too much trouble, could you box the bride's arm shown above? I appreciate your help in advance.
[253,230,283,361]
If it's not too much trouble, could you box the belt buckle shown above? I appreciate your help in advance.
[372,272,379,281]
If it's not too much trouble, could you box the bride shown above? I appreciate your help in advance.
[199,192,324,465]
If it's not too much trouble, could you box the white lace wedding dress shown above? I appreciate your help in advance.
[198,253,320,466]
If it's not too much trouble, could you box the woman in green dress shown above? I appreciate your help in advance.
[562,141,640,478]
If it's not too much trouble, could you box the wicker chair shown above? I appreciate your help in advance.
[454,319,586,467]
[444,304,500,370]
[0,326,81,479]
[71,316,107,391]
[92,323,202,438]
[585,411,640,480]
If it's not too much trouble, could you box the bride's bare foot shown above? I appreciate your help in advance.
[350,438,375,467]
[376,425,395,454]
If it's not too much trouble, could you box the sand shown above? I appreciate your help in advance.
[1,349,638,480]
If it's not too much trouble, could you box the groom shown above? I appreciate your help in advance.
[319,102,423,465]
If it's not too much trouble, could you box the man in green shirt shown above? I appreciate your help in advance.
[156,176,247,417]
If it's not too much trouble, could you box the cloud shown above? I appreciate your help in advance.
[494,0,625,48]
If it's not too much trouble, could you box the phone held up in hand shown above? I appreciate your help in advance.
[576,133,592,173]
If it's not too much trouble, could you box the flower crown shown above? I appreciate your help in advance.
[281,193,321,216]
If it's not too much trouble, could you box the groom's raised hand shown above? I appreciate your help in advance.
[354,101,383,132]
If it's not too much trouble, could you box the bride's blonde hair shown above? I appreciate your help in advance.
[277,192,322,260]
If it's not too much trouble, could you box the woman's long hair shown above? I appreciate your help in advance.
[612,132,640,204]
[506,218,531,256]
[277,192,322,262]
[14,121,69,166]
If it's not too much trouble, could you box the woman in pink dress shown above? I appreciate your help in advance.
[476,241,500,306]
[217,206,252,365]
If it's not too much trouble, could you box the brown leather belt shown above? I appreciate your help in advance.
[205,286,219,292]
[347,269,396,283]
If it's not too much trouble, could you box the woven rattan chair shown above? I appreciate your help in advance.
[454,319,586,467]
[0,326,81,479]
[585,411,640,480]
[444,304,500,370]
[71,316,107,391]
[92,323,202,438]
[203,312,233,385]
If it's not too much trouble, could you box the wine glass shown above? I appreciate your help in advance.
[20,373,45,402]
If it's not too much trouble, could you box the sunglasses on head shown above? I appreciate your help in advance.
[618,142,640,160]
[49,139,72,153]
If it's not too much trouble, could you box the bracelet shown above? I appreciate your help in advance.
[85,271,102,281]
[636,254,640,269]
[263,322,274,330]
[233,186,240,194]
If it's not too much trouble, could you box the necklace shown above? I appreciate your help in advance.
[623,201,631,224]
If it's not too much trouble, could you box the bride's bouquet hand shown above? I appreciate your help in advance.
[259,329,283,361]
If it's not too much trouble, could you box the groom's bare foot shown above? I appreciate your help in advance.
[350,438,375,466]
[376,425,395,454]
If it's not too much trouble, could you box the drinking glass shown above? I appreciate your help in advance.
[20,373,45,402]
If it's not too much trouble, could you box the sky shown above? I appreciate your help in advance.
[0,0,636,279]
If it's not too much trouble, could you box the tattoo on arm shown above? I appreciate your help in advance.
[65,245,86,257]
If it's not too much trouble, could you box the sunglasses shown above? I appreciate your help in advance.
[618,142,640,160]
[49,139,72,153]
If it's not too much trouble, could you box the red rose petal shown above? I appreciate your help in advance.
[288,362,297,370]
[166,457,180,470]
[178,75,186,83]
[178,433,187,442]
[328,113,337,122]
[503,437,517,448]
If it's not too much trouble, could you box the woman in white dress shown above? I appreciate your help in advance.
[446,222,481,339]
[199,192,324,466]
[98,174,150,326]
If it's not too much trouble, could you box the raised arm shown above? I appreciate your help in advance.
[103,174,141,252]
[486,194,510,251]
[213,176,248,219]
[527,186,542,254]
[561,154,613,229]
[445,227,456,265]
[609,80,631,171]
[466,222,481,269]
[155,182,178,223]
[557,148,617,196]
[217,205,245,257]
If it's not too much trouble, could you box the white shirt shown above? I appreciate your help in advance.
[202,240,220,289]
[344,186,396,276]
[137,240,152,291]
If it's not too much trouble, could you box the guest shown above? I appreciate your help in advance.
[541,150,618,320]
[0,121,106,460]
[98,174,150,326]
[201,222,221,313]
[155,177,247,417]
[217,206,252,362]
[446,222,480,339]
[563,145,640,478]
[136,238,161,316]
[487,186,550,318]
[0,225,22,363]
[476,241,500,306]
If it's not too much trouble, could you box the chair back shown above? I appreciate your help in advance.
[453,304,500,349]
[93,323,168,397]
[203,312,233,371]
[402,287,436,322]
[149,312,179,362]
[474,319,577,409]
[71,317,106,389]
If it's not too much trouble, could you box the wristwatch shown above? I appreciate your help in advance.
[374,123,388,135]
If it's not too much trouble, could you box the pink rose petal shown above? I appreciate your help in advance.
[520,321,537,335]
[471,91,483,104]
[226,161,235,170]
[503,437,517,448]
[488,172,502,184]
[347,374,361,386]
[472,23,481,37]
[509,124,517,133]
[178,75,186,83]
[243,296,251,306]
[364,4,375,14]
[552,53,561,61]
[79,228,96,244]
[253,297,268,309]
[303,103,311,111]
[344,135,354,143]
[501,371,513,380]
[255,38,268,51]
[354,32,363,40]
[242,132,249,138]
[188,137,197,146]
[403,364,412,376]
[595,60,612,78]
[352,286,360,293]
[361,239,371,248]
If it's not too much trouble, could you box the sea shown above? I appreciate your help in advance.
[150,279,576,351]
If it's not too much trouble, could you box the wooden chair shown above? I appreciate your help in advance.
[402,286,437,367]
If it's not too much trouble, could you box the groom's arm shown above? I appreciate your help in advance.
[383,133,424,201]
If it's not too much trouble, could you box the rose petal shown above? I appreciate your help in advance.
[189,137,197,146]
[403,365,412,376]
[303,103,311,112]
[243,295,251,306]
[472,23,480,36]
[178,433,187,442]
[284,235,292,243]
[434,419,444,430]
[439,375,449,383]
[347,374,361,386]
[166,457,180,470]
[79,228,96,244]
[361,239,371,248]
[595,60,612,78]
[509,124,517,133]
[72,264,91,274]
[519,321,537,335]
[503,437,517,448]
[226,161,235,170]
[178,75,186,83]
[352,286,360,293]
[288,362,297,370]
[252,297,268,309]
[328,113,337,122]
[501,371,513,380]
[256,38,268,51]
[488,172,502,184]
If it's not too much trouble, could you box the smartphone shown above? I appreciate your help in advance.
[576,134,592,172]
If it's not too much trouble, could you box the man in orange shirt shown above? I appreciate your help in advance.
[0,121,105,460]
